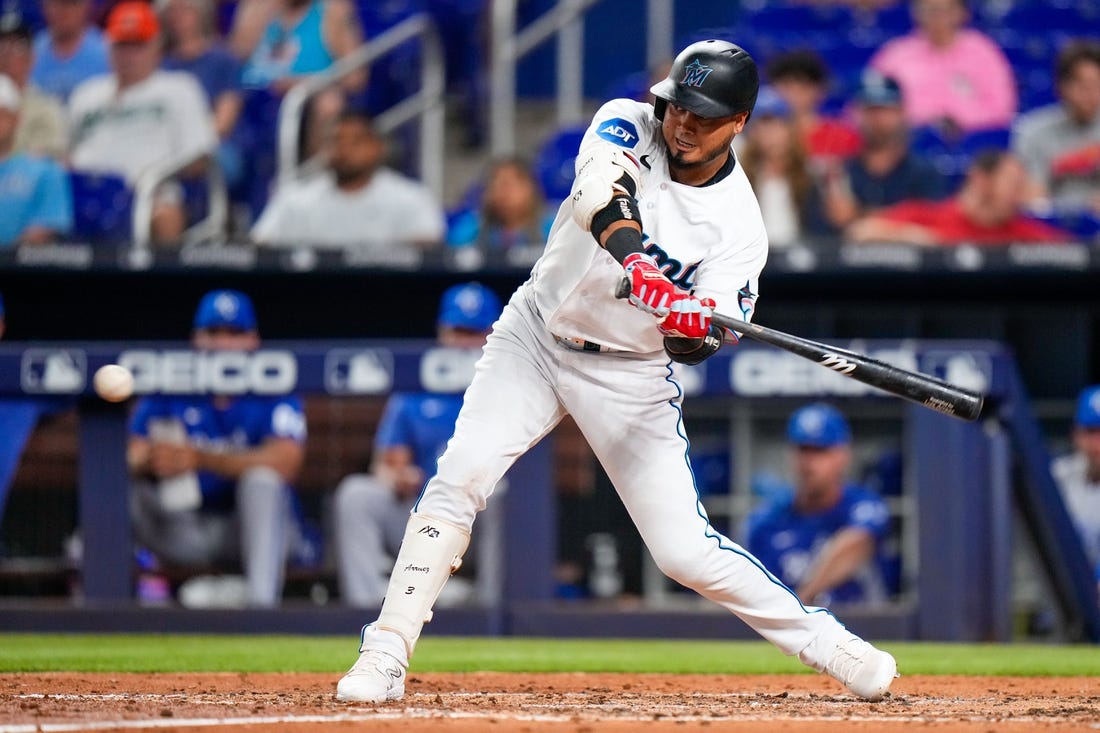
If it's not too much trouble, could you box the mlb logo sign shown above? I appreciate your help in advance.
[21,349,87,394]
[324,349,393,394]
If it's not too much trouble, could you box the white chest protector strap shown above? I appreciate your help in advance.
[375,513,471,656]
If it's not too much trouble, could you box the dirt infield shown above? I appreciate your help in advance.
[2,672,1098,732]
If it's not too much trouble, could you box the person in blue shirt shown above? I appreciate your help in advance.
[127,289,308,607]
[446,157,555,256]
[160,0,246,189]
[744,403,891,607]
[817,74,948,236]
[333,282,504,607]
[30,0,109,102]
[0,73,72,245]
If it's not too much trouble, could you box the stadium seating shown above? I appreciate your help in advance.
[68,172,133,246]
[533,125,586,205]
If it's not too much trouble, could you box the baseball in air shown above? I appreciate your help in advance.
[93,364,134,402]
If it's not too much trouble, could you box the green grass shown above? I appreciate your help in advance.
[0,635,1098,676]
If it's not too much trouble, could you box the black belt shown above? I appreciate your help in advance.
[553,335,612,353]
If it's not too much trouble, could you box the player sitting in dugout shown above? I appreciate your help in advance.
[745,403,894,608]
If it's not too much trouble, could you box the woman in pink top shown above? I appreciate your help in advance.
[869,0,1017,133]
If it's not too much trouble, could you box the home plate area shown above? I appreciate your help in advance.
[2,673,1098,732]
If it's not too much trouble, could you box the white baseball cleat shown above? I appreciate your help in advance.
[336,648,407,703]
[810,634,898,701]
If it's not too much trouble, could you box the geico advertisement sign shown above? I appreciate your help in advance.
[730,347,918,396]
[117,350,297,394]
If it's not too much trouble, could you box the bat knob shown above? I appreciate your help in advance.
[614,276,631,300]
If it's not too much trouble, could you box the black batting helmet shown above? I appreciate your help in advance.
[650,40,760,121]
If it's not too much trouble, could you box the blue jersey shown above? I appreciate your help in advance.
[130,394,307,512]
[0,153,72,245]
[374,393,463,481]
[31,28,110,102]
[241,0,333,88]
[744,484,890,605]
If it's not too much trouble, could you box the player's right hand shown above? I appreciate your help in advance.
[622,252,676,318]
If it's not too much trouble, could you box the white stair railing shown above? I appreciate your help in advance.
[277,13,445,198]
[131,149,227,250]
[489,0,674,156]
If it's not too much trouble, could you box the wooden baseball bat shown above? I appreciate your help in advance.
[616,278,984,421]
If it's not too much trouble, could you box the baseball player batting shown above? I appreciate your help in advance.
[337,39,897,703]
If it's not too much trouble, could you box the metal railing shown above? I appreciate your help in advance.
[277,13,445,198]
[131,150,228,250]
[488,0,673,156]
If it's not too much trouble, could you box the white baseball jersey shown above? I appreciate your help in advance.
[368,95,856,670]
[69,70,217,185]
[529,98,769,353]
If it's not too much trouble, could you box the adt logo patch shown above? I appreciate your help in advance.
[681,58,714,88]
[596,118,639,148]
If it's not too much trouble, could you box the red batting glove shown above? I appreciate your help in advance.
[622,252,676,317]
[658,296,714,339]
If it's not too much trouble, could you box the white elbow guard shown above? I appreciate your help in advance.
[570,144,643,232]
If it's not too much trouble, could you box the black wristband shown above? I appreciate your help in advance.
[590,193,641,244]
[602,226,645,265]
[664,324,723,365]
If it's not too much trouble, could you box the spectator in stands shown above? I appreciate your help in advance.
[0,74,72,245]
[127,289,309,608]
[868,0,1016,135]
[744,403,892,607]
[446,157,553,255]
[333,282,504,607]
[846,150,1074,245]
[819,73,948,234]
[251,109,445,250]
[764,49,860,162]
[231,0,364,158]
[69,1,218,245]
[160,0,246,190]
[0,15,67,159]
[737,86,820,248]
[1051,385,1100,568]
[30,0,109,102]
[1012,41,1100,218]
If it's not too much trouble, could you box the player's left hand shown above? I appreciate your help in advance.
[658,295,714,339]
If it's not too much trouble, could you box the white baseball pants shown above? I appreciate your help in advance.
[414,284,844,657]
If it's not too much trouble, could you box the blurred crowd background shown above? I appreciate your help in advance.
[0,0,1098,252]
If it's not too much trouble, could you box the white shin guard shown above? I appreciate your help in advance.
[375,513,471,657]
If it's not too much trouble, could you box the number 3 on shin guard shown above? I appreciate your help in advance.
[375,513,471,655]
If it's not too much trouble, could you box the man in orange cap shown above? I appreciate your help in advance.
[68,1,217,245]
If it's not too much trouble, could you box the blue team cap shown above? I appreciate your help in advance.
[1074,385,1100,428]
[787,403,852,448]
[753,85,791,119]
[193,289,258,331]
[857,73,903,107]
[438,282,502,332]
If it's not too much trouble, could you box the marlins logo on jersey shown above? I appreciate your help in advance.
[680,59,713,88]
